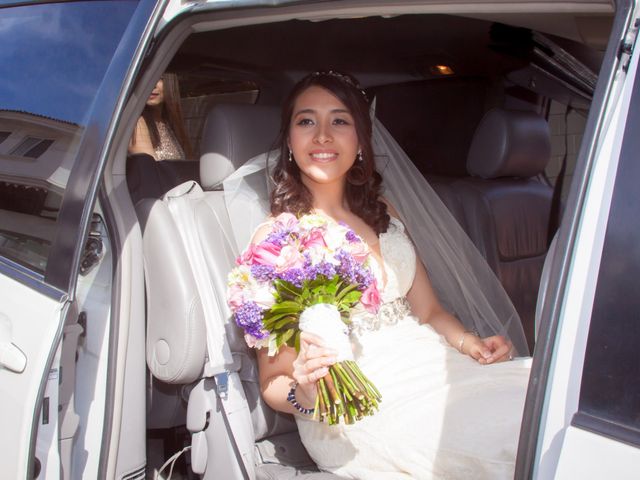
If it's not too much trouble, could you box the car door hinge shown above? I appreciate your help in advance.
[79,214,104,276]
[619,18,640,73]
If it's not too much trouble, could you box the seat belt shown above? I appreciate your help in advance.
[163,181,254,479]
[547,106,571,247]
[164,181,234,372]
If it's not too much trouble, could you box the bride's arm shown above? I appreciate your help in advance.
[257,333,337,415]
[407,261,511,363]
[382,198,510,363]
[407,260,469,348]
[257,346,305,415]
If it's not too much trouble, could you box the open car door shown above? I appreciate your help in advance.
[517,1,640,477]
[0,0,163,477]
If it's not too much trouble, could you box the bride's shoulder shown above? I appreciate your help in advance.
[379,196,400,218]
[379,197,404,230]
[249,217,277,244]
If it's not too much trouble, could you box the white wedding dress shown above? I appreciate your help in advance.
[296,217,532,480]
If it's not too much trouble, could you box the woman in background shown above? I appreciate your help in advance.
[129,72,193,160]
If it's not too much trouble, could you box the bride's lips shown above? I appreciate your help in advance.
[309,150,338,163]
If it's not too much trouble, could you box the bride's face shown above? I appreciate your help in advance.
[288,85,360,187]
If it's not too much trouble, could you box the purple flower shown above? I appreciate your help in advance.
[251,264,276,282]
[265,229,290,246]
[305,261,337,280]
[355,266,374,290]
[276,268,306,288]
[345,229,359,243]
[335,249,357,282]
[235,301,268,339]
[335,249,374,290]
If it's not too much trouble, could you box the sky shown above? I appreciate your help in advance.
[0,1,138,125]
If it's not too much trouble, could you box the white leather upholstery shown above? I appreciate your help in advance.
[138,103,343,478]
[200,103,281,189]
[137,197,207,384]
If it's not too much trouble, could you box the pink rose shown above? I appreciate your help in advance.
[276,245,305,272]
[347,241,370,264]
[360,280,381,314]
[245,242,281,266]
[236,249,250,266]
[301,229,327,250]
[227,284,244,310]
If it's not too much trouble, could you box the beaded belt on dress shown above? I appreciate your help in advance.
[349,297,412,335]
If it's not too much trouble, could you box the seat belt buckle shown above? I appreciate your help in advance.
[215,372,229,399]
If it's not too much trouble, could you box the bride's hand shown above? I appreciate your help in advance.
[464,334,513,364]
[292,332,337,400]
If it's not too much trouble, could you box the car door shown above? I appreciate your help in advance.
[0,1,162,478]
[516,1,640,477]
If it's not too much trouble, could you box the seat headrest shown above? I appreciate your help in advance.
[199,103,281,189]
[466,108,551,179]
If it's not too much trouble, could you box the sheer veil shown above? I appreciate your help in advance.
[223,119,530,357]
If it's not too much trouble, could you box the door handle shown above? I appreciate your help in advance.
[0,313,27,373]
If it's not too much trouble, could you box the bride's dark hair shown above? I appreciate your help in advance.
[270,72,389,235]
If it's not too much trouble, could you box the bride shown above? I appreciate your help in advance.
[241,72,531,479]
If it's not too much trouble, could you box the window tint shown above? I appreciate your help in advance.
[0,0,137,274]
[574,59,640,447]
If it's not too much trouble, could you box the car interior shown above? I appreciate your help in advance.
[113,4,614,478]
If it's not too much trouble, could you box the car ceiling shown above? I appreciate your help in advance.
[172,12,611,92]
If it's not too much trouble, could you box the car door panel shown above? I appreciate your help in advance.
[0,272,67,479]
[523,2,640,477]
[0,0,162,478]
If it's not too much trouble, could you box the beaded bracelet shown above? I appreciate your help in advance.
[287,382,315,415]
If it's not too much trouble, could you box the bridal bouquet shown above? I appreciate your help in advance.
[227,212,382,424]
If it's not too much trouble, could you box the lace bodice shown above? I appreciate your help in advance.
[349,217,416,335]
[376,217,416,302]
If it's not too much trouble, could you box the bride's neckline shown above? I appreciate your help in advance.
[309,211,392,290]
[372,218,403,292]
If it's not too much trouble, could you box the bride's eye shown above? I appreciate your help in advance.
[296,118,314,126]
[333,117,352,126]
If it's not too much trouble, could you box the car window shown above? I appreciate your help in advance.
[0,0,138,274]
[573,54,640,448]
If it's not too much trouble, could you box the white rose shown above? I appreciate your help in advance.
[306,245,327,265]
[251,283,276,310]
[299,214,327,230]
[323,225,348,252]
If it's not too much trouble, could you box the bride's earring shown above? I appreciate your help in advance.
[357,150,363,162]
[288,150,293,162]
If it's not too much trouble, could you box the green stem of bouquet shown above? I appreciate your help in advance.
[312,361,381,425]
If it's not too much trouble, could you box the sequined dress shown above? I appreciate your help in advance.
[154,120,185,160]
[296,217,532,479]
